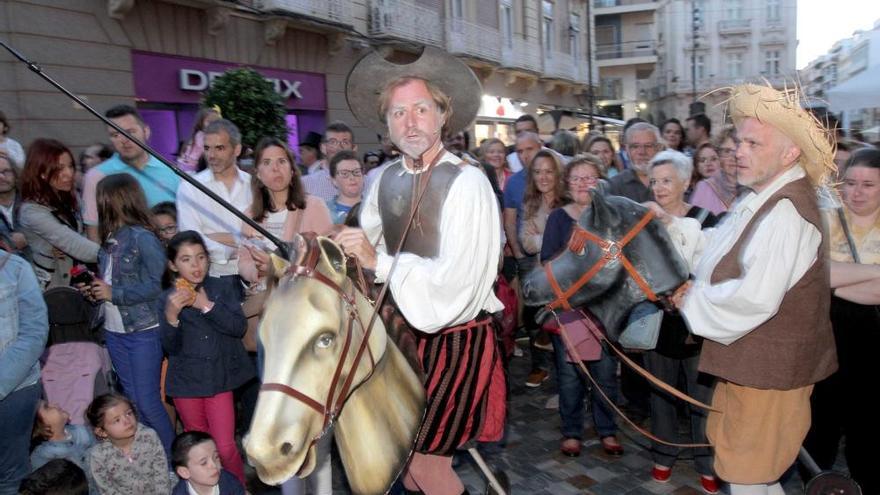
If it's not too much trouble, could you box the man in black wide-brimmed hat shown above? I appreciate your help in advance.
[334,47,506,494]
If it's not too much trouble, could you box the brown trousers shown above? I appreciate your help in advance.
[707,380,813,484]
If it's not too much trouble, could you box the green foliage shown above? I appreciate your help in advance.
[202,68,288,150]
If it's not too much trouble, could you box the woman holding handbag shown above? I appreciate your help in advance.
[644,150,719,493]
[539,154,624,458]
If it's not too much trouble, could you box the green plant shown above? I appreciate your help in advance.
[202,68,288,151]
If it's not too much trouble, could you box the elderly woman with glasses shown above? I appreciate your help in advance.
[540,154,625,458]
[644,149,720,493]
[690,126,739,215]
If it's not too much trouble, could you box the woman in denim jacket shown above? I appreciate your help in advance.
[82,174,174,457]
[0,243,49,494]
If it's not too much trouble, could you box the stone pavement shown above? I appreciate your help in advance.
[248,345,844,494]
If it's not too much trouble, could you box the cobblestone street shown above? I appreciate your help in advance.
[248,344,843,494]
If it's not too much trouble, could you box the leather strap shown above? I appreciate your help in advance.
[261,383,326,416]
[546,210,658,311]
[555,309,717,448]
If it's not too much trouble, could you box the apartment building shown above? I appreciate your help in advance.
[0,0,598,157]
[594,0,659,121]
[650,0,796,129]
[808,21,880,136]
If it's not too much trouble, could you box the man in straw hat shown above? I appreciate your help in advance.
[655,84,838,494]
[334,47,506,494]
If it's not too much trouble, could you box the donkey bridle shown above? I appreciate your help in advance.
[544,209,659,311]
[259,237,377,449]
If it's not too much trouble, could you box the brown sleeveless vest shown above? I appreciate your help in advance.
[377,160,462,258]
[699,176,838,390]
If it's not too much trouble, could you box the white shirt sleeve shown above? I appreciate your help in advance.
[664,216,705,273]
[368,166,503,333]
[81,168,105,226]
[681,200,821,345]
[175,181,236,263]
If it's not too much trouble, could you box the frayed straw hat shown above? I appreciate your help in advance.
[345,47,481,135]
[726,83,835,186]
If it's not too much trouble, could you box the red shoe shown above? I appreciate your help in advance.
[600,436,624,456]
[651,466,672,482]
[560,437,581,457]
[700,475,719,494]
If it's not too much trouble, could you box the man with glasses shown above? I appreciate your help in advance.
[325,150,364,224]
[0,153,29,258]
[302,121,358,202]
[608,122,662,203]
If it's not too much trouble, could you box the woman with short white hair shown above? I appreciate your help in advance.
[643,149,720,493]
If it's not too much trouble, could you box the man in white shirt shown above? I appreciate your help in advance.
[660,84,838,495]
[301,121,357,202]
[335,47,505,495]
[176,119,252,289]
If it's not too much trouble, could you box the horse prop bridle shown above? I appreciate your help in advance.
[259,235,380,471]
[542,207,716,448]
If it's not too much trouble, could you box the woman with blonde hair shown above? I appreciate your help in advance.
[480,137,513,194]
[520,149,566,387]
[690,126,739,215]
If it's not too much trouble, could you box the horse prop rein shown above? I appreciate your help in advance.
[544,208,716,448]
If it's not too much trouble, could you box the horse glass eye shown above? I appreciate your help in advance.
[316,333,334,350]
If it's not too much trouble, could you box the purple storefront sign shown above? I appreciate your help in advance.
[131,51,326,111]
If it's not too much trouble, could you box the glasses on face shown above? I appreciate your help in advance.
[718,147,736,157]
[324,138,352,148]
[628,143,658,152]
[158,225,178,235]
[336,170,363,179]
[568,175,599,184]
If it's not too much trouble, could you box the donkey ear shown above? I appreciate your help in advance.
[315,236,348,284]
[586,189,622,228]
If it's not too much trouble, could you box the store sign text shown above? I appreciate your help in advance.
[179,69,303,99]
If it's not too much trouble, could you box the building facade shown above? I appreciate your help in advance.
[802,20,880,137]
[650,0,796,129]
[594,0,659,122]
[0,0,599,159]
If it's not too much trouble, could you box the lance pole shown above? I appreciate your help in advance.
[0,38,289,258]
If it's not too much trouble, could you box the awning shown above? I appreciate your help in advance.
[828,65,880,113]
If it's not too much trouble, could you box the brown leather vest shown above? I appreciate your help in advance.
[699,176,838,390]
[377,159,462,258]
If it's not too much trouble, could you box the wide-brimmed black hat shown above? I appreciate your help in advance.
[345,47,482,135]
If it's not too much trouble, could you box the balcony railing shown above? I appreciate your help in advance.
[596,40,656,60]
[543,51,576,81]
[255,0,352,26]
[718,19,751,33]
[500,37,542,73]
[594,0,658,8]
[445,18,501,63]
[368,0,443,46]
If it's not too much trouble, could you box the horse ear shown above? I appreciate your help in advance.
[315,236,348,284]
